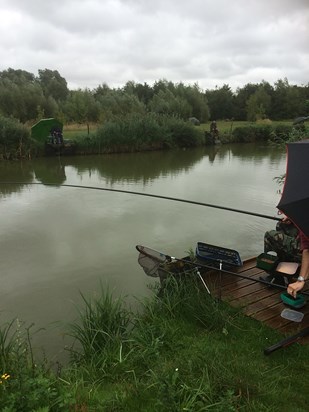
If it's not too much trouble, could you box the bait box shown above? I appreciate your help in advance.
[256,253,278,271]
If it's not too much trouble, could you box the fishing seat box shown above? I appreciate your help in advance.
[274,261,299,278]
[195,242,242,268]
[256,254,299,277]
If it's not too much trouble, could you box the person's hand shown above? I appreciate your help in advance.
[287,280,304,298]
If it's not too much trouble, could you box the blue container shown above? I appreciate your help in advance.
[195,242,242,267]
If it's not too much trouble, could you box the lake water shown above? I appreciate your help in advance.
[0,143,286,360]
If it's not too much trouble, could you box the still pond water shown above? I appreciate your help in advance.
[0,143,286,359]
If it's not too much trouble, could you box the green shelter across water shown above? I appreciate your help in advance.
[31,118,63,142]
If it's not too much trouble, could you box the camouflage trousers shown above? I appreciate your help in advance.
[264,229,301,262]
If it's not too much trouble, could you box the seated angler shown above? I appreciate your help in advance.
[264,217,301,263]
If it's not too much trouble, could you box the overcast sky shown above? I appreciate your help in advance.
[1,0,308,91]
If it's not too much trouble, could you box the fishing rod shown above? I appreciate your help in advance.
[136,245,309,297]
[0,181,281,222]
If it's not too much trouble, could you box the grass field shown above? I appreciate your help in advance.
[63,120,294,141]
[201,119,294,134]
[63,123,97,139]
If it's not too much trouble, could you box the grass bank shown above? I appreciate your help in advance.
[64,118,304,155]
[64,119,294,137]
[1,276,308,411]
[0,116,305,159]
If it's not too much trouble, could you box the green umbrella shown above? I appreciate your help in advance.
[292,116,309,125]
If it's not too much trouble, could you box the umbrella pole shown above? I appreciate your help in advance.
[264,327,309,355]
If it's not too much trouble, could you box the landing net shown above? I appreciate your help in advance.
[136,244,211,294]
[136,245,172,277]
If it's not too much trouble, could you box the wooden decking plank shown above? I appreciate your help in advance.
[212,279,282,305]
[222,282,271,300]
[230,287,280,306]
[205,271,264,295]
[252,302,288,322]
[265,315,293,328]
[244,294,282,315]
[277,316,309,333]
[198,256,308,343]
[220,280,257,295]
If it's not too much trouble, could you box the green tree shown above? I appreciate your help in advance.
[42,95,59,118]
[96,90,146,120]
[0,68,35,84]
[205,84,234,120]
[152,79,173,95]
[271,78,290,120]
[123,81,154,105]
[63,89,100,133]
[149,89,191,119]
[285,86,304,119]
[234,83,259,120]
[246,87,271,121]
[181,83,210,122]
[37,69,69,101]
[0,71,44,122]
[93,83,112,98]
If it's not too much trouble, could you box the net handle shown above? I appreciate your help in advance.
[136,245,172,263]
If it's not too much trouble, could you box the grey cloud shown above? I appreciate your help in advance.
[0,0,308,90]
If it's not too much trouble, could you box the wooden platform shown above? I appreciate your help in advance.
[201,257,309,343]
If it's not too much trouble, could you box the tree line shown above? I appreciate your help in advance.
[0,68,308,126]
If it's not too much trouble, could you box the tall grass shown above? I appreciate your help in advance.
[68,286,131,376]
[76,113,205,154]
[0,319,70,411]
[71,118,304,154]
[0,277,308,410]
[64,277,309,411]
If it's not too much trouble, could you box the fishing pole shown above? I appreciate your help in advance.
[136,245,309,297]
[0,181,281,222]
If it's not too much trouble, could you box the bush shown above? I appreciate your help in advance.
[158,115,204,148]
[93,113,204,153]
[232,124,273,142]
[0,115,31,159]
[272,124,293,140]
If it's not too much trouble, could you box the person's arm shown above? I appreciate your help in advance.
[287,249,309,298]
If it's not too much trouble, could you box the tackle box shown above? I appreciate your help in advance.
[195,242,242,267]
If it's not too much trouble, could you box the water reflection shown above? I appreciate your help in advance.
[0,143,287,359]
[55,148,206,185]
[34,158,66,185]
[0,143,285,196]
[0,161,34,196]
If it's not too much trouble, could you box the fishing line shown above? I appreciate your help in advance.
[0,181,281,221]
